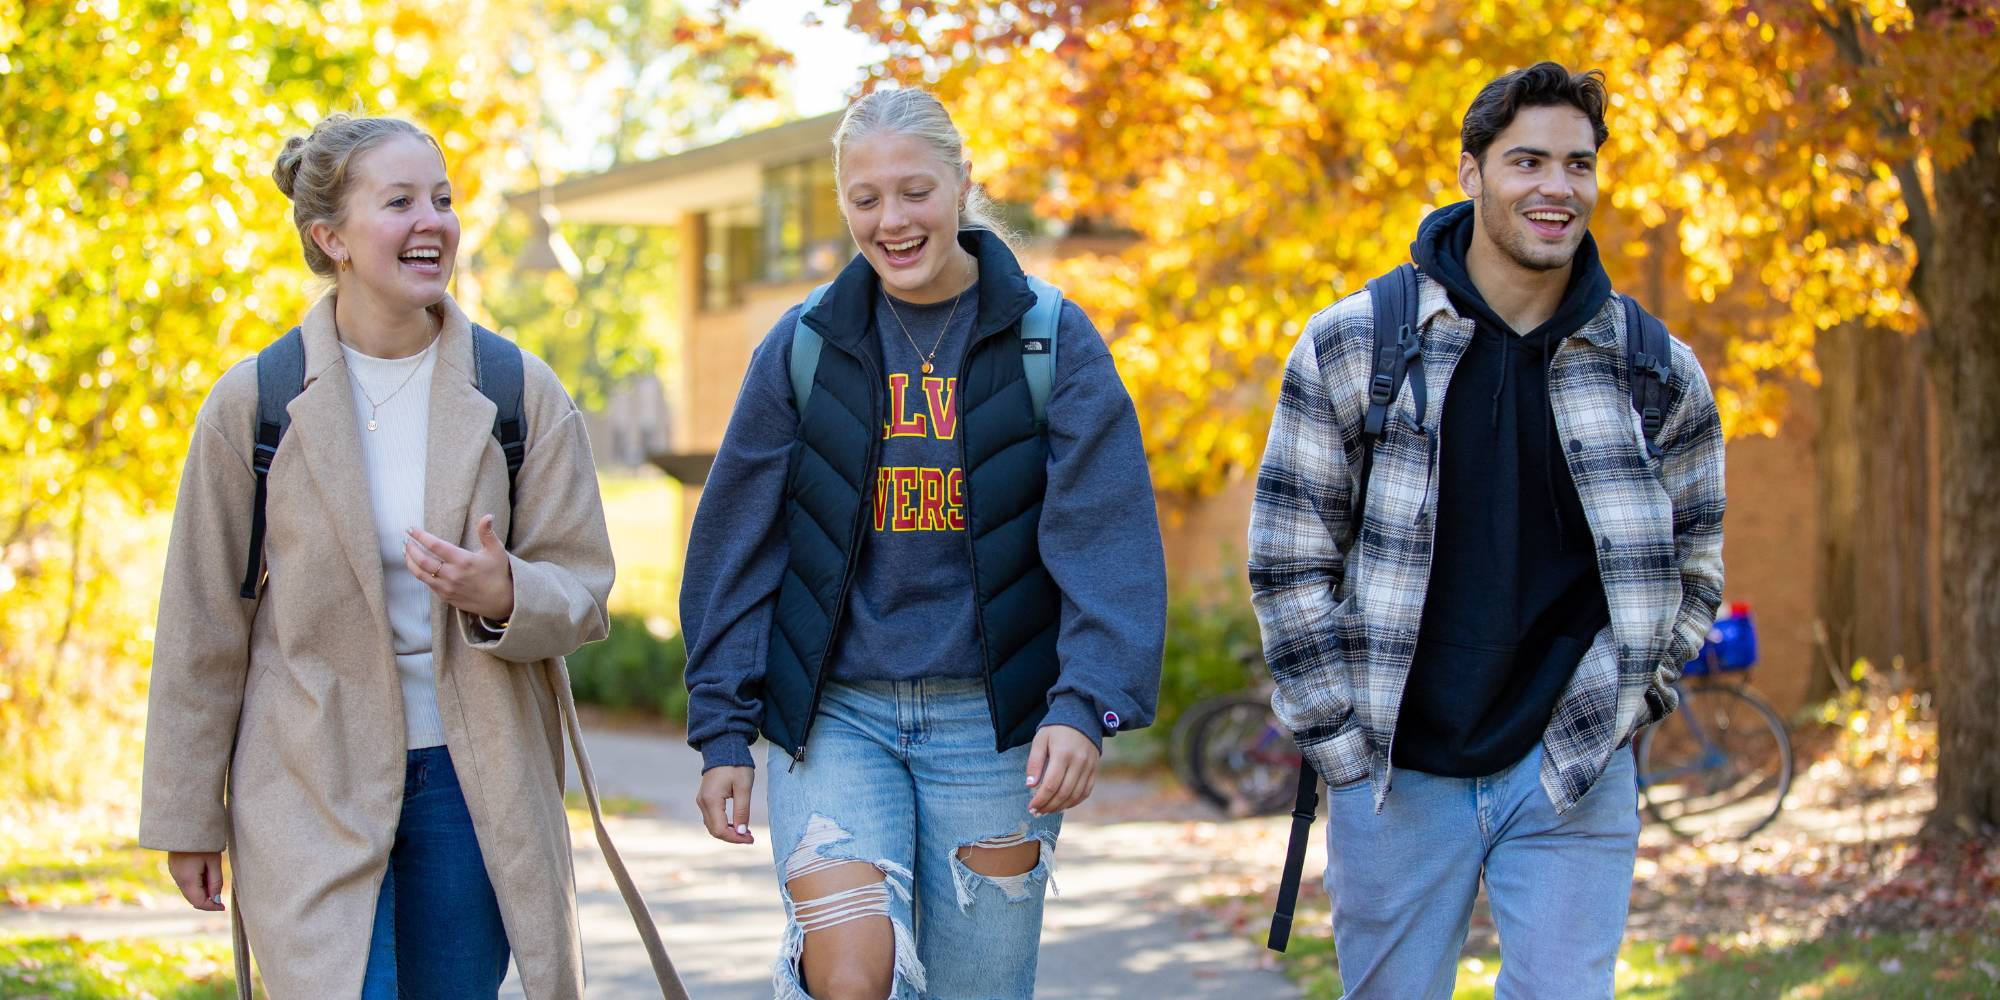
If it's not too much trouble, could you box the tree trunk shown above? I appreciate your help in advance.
[1813,322,1932,700]
[1920,111,2000,836]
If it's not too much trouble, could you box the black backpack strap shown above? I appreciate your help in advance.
[1271,263,1424,952]
[1360,263,1421,442]
[1268,759,1320,952]
[1354,263,1425,520]
[1622,297,1672,459]
[240,327,307,598]
[470,325,526,542]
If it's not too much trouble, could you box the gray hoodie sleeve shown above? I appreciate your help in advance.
[680,307,802,772]
[1036,301,1168,747]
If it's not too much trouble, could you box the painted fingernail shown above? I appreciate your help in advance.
[1025,776,1038,787]
[735,824,749,835]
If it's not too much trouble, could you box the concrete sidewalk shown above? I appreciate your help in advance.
[525,720,1301,998]
[0,716,1301,998]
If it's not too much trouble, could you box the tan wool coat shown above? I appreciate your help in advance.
[139,295,683,999]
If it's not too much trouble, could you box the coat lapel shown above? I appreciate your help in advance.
[422,299,500,596]
[288,296,391,627]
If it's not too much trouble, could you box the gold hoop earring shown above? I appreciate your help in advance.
[336,255,349,272]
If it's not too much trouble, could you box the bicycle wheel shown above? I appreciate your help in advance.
[1185,693,1300,817]
[1637,683,1793,840]
[1169,696,1230,798]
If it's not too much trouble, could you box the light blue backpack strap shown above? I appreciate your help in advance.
[1021,275,1062,429]
[788,283,833,410]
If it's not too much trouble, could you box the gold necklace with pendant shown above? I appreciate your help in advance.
[344,332,438,431]
[885,285,967,375]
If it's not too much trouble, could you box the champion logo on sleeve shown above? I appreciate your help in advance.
[1102,710,1121,731]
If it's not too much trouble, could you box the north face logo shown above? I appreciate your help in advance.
[1021,338,1050,354]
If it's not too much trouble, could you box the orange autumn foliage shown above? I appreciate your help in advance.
[839,0,2000,494]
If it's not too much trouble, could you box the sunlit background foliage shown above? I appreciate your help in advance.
[5,0,1999,819]
[838,0,1998,492]
[0,0,785,801]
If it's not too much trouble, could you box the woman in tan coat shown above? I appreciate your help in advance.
[138,115,683,999]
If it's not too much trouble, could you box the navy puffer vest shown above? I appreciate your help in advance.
[762,231,1061,762]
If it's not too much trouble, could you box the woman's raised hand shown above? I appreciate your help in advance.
[405,514,515,621]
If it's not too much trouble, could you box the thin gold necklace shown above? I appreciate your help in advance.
[882,258,975,374]
[342,325,439,432]
[884,289,965,375]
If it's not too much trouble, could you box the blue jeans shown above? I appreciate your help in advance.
[766,678,1062,1000]
[361,746,511,1000]
[1323,742,1639,1000]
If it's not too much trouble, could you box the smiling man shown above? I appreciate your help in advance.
[1249,64,1726,998]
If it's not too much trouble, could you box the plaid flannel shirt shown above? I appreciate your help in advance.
[1248,272,1726,813]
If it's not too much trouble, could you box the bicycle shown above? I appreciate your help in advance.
[1176,604,1793,839]
[1171,687,1300,816]
[1635,603,1794,840]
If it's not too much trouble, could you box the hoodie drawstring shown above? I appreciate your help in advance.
[1544,336,1565,550]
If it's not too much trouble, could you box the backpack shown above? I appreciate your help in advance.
[1266,262,1675,952]
[787,276,1064,429]
[237,324,525,599]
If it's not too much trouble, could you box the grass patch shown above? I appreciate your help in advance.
[562,789,655,831]
[600,472,680,618]
[584,475,689,725]
[0,841,163,909]
[1623,931,2000,999]
[1260,923,2000,998]
[0,935,237,999]
[1,808,166,910]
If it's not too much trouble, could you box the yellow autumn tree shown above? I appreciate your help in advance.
[0,0,537,802]
[0,0,779,802]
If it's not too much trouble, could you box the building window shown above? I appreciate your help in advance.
[762,156,846,285]
[702,202,760,312]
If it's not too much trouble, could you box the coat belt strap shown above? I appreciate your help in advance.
[553,659,691,999]
[231,883,251,1000]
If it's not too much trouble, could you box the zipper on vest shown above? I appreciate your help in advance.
[795,344,883,756]
[957,328,1008,749]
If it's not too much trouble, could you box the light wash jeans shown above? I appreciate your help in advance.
[1323,741,1639,1000]
[361,746,511,1000]
[766,678,1062,1000]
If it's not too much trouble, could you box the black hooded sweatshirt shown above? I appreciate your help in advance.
[1393,201,1614,778]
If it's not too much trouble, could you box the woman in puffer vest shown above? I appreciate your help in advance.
[680,88,1167,1000]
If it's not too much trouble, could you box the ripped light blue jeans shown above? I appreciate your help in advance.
[766,678,1061,1000]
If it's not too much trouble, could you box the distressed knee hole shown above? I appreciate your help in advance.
[956,836,1041,877]
[947,824,1058,908]
[787,860,893,935]
[772,815,925,998]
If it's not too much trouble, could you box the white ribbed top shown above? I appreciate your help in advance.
[340,339,445,750]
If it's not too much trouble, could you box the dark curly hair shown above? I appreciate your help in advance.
[1461,62,1610,164]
